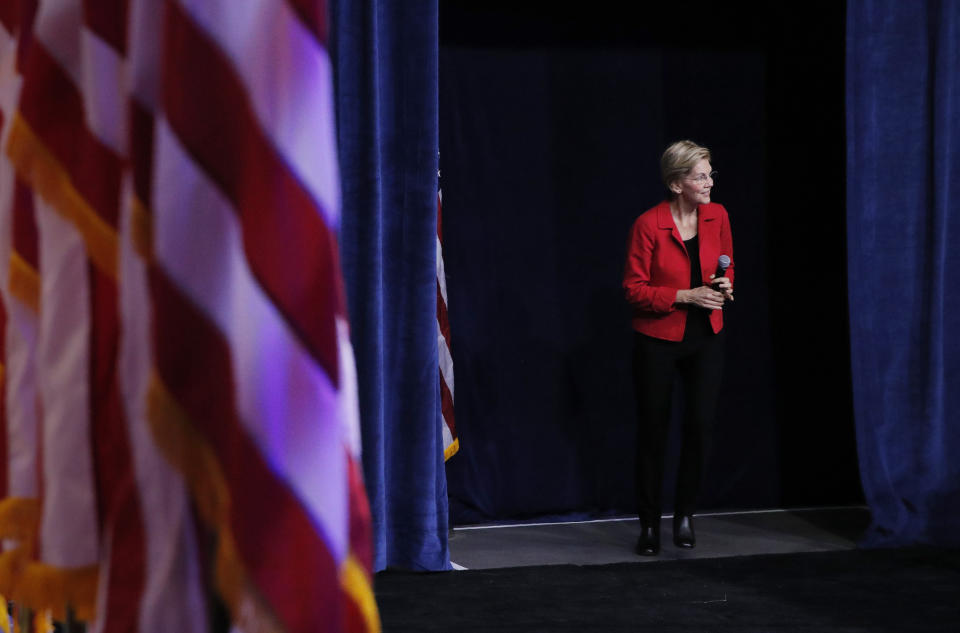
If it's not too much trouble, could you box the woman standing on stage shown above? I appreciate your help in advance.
[623,140,734,555]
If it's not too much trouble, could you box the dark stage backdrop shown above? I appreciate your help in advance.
[440,3,862,524]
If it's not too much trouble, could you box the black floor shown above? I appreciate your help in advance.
[377,545,960,632]
[374,507,960,632]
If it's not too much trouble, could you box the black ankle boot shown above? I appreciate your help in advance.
[635,523,660,556]
[673,514,695,548]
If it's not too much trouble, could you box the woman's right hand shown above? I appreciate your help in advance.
[677,286,726,310]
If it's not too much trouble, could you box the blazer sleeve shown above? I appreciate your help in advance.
[623,217,679,314]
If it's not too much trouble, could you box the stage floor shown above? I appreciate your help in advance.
[449,506,870,570]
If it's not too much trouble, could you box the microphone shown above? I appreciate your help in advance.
[714,254,731,280]
[712,255,731,297]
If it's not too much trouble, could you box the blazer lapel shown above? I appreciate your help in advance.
[698,205,720,241]
[698,204,721,279]
[657,202,685,249]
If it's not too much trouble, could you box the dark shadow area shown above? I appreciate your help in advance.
[440,1,862,525]
[377,546,960,632]
[789,507,872,543]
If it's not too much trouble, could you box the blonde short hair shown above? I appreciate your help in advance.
[661,140,711,199]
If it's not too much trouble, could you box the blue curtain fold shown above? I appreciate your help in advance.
[846,0,960,547]
[331,0,449,570]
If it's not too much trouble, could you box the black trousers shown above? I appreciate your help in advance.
[632,325,725,525]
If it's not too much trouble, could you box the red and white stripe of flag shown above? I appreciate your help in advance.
[4,0,130,622]
[0,0,378,631]
[137,1,376,631]
[437,187,458,460]
[0,12,44,616]
[0,6,42,566]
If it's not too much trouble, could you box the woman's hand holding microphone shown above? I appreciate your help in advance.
[709,274,734,302]
[677,275,733,310]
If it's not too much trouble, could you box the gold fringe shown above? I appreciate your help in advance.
[13,563,97,623]
[0,548,30,597]
[0,499,40,543]
[5,114,118,279]
[0,499,38,597]
[7,253,39,314]
[32,611,52,633]
[341,555,381,633]
[443,437,460,461]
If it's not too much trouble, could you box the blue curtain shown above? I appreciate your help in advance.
[331,0,449,571]
[846,0,960,547]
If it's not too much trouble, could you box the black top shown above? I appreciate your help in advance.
[683,235,714,340]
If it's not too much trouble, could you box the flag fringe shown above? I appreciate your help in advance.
[0,498,39,543]
[0,546,31,597]
[4,114,117,278]
[32,611,53,633]
[443,437,459,462]
[340,555,380,633]
[12,562,96,622]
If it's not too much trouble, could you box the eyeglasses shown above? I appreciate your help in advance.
[686,171,717,184]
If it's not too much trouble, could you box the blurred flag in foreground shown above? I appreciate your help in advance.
[0,1,377,631]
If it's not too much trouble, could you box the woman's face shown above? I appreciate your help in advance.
[674,159,713,206]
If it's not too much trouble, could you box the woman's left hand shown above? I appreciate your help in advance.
[709,274,734,302]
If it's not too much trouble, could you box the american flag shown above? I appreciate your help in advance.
[437,171,458,461]
[0,1,377,631]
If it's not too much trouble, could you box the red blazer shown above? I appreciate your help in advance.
[623,201,734,341]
